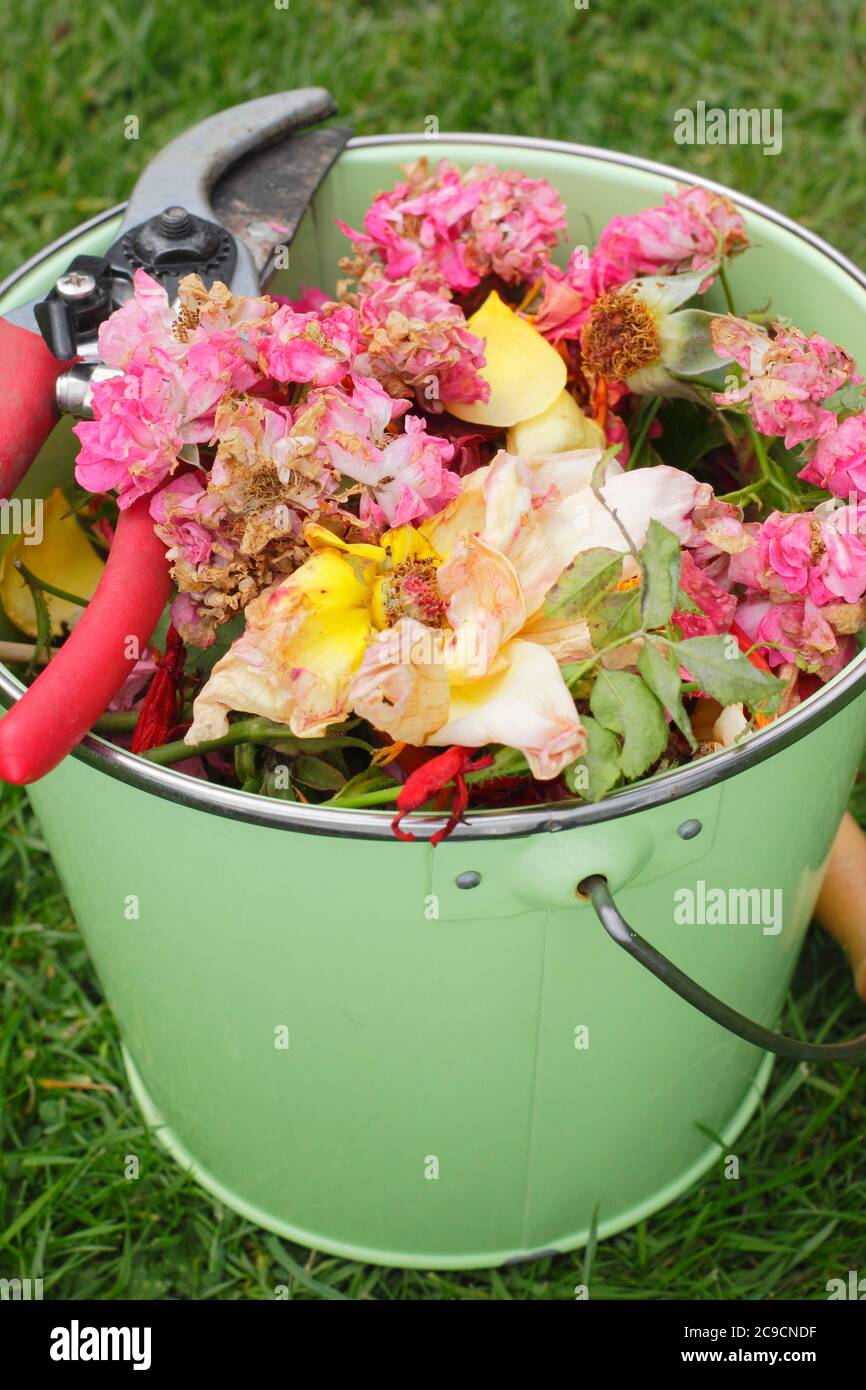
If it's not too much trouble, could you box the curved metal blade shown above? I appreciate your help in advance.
[213,124,351,287]
[120,88,338,294]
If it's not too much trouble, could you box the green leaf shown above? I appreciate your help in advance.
[590,668,669,780]
[564,716,623,802]
[292,755,346,791]
[543,547,623,623]
[588,585,642,648]
[640,520,682,629]
[637,639,697,751]
[465,745,531,783]
[260,761,297,801]
[672,634,784,713]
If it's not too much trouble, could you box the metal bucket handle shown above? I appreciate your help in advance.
[582,876,866,1063]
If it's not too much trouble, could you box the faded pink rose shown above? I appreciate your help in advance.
[735,591,854,679]
[73,366,187,506]
[712,318,860,448]
[674,550,737,636]
[258,302,359,385]
[753,510,866,605]
[338,158,565,294]
[798,412,866,498]
[98,269,180,370]
[149,471,224,567]
[597,185,747,286]
[356,279,488,406]
[360,417,459,527]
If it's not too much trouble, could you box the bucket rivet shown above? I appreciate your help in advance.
[677,819,702,840]
[455,871,482,889]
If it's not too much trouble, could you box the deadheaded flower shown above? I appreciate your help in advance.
[581,268,730,395]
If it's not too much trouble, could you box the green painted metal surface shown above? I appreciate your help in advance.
[4,140,866,1267]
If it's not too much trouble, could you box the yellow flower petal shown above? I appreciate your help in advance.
[274,548,372,676]
[0,488,104,638]
[505,389,605,456]
[303,521,385,563]
[187,548,373,743]
[443,290,566,427]
[381,525,440,566]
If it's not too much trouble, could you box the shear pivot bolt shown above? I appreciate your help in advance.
[160,205,193,237]
[55,271,96,302]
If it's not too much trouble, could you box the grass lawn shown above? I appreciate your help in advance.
[1,0,865,1299]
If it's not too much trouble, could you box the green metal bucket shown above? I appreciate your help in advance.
[3,137,866,1270]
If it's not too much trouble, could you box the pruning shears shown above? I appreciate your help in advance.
[0,90,351,783]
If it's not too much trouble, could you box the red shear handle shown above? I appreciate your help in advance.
[0,496,172,783]
[0,318,73,499]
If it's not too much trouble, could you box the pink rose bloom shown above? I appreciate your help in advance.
[98,269,181,370]
[735,592,854,679]
[596,185,747,285]
[149,471,224,567]
[360,417,459,527]
[798,412,866,497]
[259,302,359,385]
[754,510,866,605]
[296,374,409,483]
[338,158,564,294]
[465,167,567,285]
[180,332,260,421]
[73,365,186,506]
[356,279,488,406]
[712,318,860,448]
[170,591,220,650]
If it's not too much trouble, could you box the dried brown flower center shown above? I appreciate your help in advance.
[581,289,661,381]
[383,558,445,627]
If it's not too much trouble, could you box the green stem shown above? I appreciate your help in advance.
[564,633,645,690]
[12,559,90,609]
[325,785,402,808]
[717,478,768,507]
[92,711,140,733]
[140,718,374,766]
[719,264,737,315]
[744,417,800,508]
[628,397,661,471]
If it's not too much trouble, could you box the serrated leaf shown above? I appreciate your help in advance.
[640,520,682,629]
[588,585,642,647]
[673,635,784,713]
[590,668,669,780]
[637,639,697,751]
[564,716,623,802]
[543,547,623,622]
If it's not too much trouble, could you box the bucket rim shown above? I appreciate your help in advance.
[3,133,866,841]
